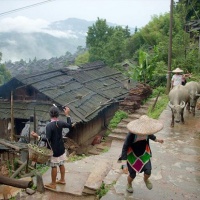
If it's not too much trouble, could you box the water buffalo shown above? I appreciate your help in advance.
[168,85,189,127]
[185,81,200,116]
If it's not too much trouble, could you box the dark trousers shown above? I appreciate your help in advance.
[127,160,152,179]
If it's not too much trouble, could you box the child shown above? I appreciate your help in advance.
[118,115,164,193]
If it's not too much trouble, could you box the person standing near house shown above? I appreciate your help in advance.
[118,115,164,193]
[171,67,192,89]
[171,67,184,89]
[31,105,72,190]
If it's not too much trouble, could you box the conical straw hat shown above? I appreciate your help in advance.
[172,68,183,73]
[127,115,163,135]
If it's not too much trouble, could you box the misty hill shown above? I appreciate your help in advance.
[48,18,94,32]
[0,18,127,63]
[0,18,95,62]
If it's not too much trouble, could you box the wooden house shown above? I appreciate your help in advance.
[0,61,137,146]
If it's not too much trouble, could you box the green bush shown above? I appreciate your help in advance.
[150,86,166,98]
[108,110,128,130]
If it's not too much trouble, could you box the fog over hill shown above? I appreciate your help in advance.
[0,17,132,63]
[0,18,94,62]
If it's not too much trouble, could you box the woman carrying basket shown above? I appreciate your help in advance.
[118,115,164,193]
[31,105,72,190]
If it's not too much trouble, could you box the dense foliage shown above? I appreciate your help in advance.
[86,18,131,65]
[0,52,11,85]
[85,0,200,87]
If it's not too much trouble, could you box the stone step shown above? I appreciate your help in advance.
[117,123,127,128]
[140,105,150,109]
[128,113,142,119]
[135,108,148,115]
[101,189,122,200]
[121,115,140,123]
[103,168,122,185]
[88,148,100,155]
[112,128,127,135]
[121,118,132,123]
[82,159,111,195]
[108,133,126,141]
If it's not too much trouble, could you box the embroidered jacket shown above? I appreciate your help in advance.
[119,132,156,160]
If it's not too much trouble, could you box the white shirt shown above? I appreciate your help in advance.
[171,74,183,86]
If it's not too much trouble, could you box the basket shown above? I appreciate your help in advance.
[28,143,53,164]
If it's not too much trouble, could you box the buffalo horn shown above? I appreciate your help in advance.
[195,91,200,97]
[180,101,185,108]
[168,101,174,108]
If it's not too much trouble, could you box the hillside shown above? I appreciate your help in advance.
[0,18,125,63]
[0,18,93,62]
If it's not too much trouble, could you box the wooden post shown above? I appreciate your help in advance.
[0,175,33,188]
[166,0,173,94]
[34,107,36,133]
[10,91,14,141]
[11,160,27,178]
[33,108,37,169]
[151,91,161,112]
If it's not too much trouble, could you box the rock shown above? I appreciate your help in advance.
[36,173,45,193]
[25,188,36,195]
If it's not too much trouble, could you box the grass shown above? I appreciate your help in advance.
[102,147,109,153]
[147,94,168,119]
[96,181,116,199]
[35,164,49,174]
[105,110,128,136]
[108,110,128,130]
[67,154,87,162]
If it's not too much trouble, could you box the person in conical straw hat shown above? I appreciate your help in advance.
[118,115,164,193]
[171,67,192,89]
[171,67,183,89]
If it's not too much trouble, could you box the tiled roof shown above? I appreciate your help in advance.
[0,61,137,122]
[0,101,52,121]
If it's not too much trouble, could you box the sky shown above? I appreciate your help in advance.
[0,0,173,33]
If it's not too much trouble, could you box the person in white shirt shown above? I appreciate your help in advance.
[171,68,183,89]
[171,67,192,89]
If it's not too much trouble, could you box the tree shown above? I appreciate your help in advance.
[75,51,89,65]
[104,27,130,65]
[76,46,86,55]
[176,0,200,21]
[129,50,154,84]
[0,52,11,85]
[86,18,131,65]
[0,64,11,85]
[86,18,111,62]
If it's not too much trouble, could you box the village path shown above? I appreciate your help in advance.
[19,99,200,200]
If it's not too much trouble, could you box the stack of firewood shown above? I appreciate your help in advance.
[119,83,152,113]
